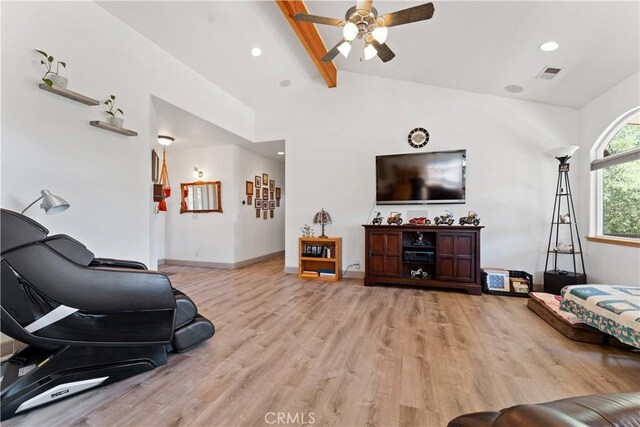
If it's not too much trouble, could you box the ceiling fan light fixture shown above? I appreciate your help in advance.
[337,41,352,58]
[364,43,377,60]
[372,26,388,43]
[342,22,358,41]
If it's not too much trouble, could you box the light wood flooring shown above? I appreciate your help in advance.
[7,257,639,426]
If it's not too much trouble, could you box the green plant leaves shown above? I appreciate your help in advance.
[110,95,116,100]
[117,108,123,115]
[35,49,48,57]
[42,78,53,87]
[47,56,54,63]
[106,111,114,116]
[59,62,66,68]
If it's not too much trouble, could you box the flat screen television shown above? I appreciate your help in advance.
[376,150,466,205]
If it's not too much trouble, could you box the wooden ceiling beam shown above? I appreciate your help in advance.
[276,0,338,88]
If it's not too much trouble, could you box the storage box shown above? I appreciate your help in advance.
[482,269,533,297]
[511,278,529,293]
[544,270,587,295]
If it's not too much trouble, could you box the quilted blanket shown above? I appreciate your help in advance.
[560,285,640,348]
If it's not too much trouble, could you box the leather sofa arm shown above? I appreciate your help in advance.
[448,392,640,427]
[447,411,499,427]
[492,405,589,427]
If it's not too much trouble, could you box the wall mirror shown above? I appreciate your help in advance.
[180,181,222,213]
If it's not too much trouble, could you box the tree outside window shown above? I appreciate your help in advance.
[599,117,640,238]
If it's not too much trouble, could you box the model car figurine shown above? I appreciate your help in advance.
[387,212,403,225]
[459,211,480,226]
[409,216,431,225]
[371,212,383,225]
[434,210,454,226]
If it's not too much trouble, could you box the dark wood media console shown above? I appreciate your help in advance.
[363,224,483,295]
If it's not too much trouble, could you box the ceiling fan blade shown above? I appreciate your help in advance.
[321,39,346,62]
[381,3,435,27]
[293,13,344,26]
[370,40,396,62]
[356,0,373,12]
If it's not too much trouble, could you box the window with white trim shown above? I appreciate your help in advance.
[591,108,640,239]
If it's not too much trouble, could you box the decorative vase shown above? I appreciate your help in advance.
[109,116,124,128]
[50,75,68,89]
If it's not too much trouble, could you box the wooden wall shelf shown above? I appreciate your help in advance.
[38,84,99,106]
[90,121,138,136]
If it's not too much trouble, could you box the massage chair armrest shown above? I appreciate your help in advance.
[3,244,174,312]
[90,258,148,270]
[42,235,149,270]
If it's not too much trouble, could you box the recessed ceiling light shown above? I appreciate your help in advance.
[279,79,292,87]
[504,85,524,93]
[540,41,559,52]
[277,151,285,155]
[251,47,262,57]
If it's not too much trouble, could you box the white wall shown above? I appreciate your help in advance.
[234,146,285,262]
[577,72,640,286]
[257,71,579,281]
[163,145,236,264]
[162,144,285,265]
[1,2,254,268]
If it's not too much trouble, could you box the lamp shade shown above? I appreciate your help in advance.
[157,135,175,146]
[313,208,332,225]
[313,208,332,238]
[40,190,70,215]
[549,146,580,159]
[363,43,377,60]
[337,41,352,58]
[342,22,358,41]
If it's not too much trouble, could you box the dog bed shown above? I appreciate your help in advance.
[528,292,605,344]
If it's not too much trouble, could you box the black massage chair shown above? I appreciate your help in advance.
[0,209,215,420]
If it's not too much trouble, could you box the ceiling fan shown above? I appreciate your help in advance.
[294,1,435,63]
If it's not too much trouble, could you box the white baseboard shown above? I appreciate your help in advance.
[163,251,284,270]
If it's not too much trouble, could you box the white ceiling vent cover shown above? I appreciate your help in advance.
[536,66,562,80]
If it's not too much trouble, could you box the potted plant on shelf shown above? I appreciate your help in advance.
[35,49,67,89]
[104,95,124,127]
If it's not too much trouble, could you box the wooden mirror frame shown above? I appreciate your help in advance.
[180,181,222,214]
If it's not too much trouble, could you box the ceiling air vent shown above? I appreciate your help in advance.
[536,66,562,80]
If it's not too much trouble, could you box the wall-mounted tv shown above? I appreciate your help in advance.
[376,150,466,205]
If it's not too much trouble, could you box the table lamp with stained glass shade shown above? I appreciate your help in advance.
[313,208,332,238]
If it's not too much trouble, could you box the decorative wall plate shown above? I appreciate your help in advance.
[408,127,429,148]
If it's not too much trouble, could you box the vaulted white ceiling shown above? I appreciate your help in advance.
[152,96,285,160]
[100,1,639,110]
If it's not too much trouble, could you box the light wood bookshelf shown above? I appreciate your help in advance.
[298,237,342,282]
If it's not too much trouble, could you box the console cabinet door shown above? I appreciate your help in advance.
[367,231,402,277]
[437,233,475,282]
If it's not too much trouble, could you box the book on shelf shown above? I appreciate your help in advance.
[301,270,319,278]
[318,246,333,258]
[318,269,335,277]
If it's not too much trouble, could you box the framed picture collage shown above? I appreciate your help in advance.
[246,173,281,220]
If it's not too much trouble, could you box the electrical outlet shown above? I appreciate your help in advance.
[354,260,361,270]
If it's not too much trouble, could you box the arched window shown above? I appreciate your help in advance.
[591,107,640,239]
